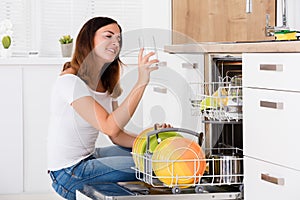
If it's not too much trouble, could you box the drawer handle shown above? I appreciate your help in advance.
[260,100,283,110]
[156,61,167,67]
[261,173,285,186]
[153,86,167,94]
[260,64,283,72]
[182,63,198,69]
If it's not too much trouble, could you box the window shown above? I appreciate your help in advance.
[39,0,143,56]
[0,0,31,54]
[0,0,144,57]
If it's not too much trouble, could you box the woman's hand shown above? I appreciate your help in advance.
[137,48,159,86]
[160,123,172,128]
[154,123,172,129]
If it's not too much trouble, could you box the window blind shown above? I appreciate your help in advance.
[0,0,31,54]
[0,0,144,57]
[39,0,143,57]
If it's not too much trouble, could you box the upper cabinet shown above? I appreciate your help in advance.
[172,0,276,44]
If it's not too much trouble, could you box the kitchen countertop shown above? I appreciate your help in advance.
[0,56,137,65]
[0,57,70,65]
[164,40,300,54]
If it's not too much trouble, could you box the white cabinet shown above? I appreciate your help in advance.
[23,65,61,192]
[142,53,204,132]
[0,58,66,194]
[243,53,300,199]
[243,53,300,91]
[0,67,23,194]
[244,157,299,199]
[119,53,205,135]
[243,88,300,170]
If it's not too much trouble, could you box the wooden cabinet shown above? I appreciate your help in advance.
[0,67,23,194]
[243,53,300,199]
[172,0,276,44]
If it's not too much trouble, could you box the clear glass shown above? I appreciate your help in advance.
[138,36,166,67]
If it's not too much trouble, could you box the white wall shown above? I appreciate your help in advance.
[277,0,300,30]
[142,0,172,31]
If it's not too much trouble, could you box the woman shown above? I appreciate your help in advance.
[47,16,160,200]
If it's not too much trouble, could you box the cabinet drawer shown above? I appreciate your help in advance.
[243,88,300,170]
[244,157,300,200]
[243,53,300,91]
[151,52,204,83]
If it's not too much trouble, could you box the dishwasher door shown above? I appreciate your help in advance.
[76,181,242,200]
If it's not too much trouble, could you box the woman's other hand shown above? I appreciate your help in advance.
[137,48,159,86]
[160,123,172,128]
[154,123,172,129]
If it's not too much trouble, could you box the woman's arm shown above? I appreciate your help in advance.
[71,49,158,138]
[109,130,136,148]
[109,123,172,148]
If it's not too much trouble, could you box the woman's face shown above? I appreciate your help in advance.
[93,23,121,63]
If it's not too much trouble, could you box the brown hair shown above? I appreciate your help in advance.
[63,16,123,97]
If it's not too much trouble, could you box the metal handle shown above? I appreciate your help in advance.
[260,100,284,110]
[261,173,285,186]
[153,86,167,94]
[146,127,201,152]
[182,62,198,69]
[246,0,252,13]
[260,64,283,72]
[156,61,167,67]
[266,14,270,27]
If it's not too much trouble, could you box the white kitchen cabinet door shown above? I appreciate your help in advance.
[23,65,61,192]
[142,53,204,133]
[118,54,204,136]
[0,67,23,194]
[243,87,300,170]
[243,53,300,91]
[244,156,300,200]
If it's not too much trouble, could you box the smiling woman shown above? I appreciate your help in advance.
[93,24,121,64]
[47,16,160,200]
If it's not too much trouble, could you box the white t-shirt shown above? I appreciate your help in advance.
[47,74,114,171]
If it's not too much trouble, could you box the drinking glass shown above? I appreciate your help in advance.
[138,36,166,67]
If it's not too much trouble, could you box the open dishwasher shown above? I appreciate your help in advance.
[76,128,243,200]
[76,56,244,200]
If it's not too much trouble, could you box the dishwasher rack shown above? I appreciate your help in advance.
[131,128,244,195]
[189,76,243,123]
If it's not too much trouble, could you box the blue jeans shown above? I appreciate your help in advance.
[49,146,137,200]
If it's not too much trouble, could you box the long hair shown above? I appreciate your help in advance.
[63,16,123,97]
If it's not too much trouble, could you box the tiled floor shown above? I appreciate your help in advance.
[0,192,63,200]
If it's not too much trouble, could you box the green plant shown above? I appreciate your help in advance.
[59,35,73,44]
[2,35,11,49]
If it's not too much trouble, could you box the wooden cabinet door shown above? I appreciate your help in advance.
[172,0,276,43]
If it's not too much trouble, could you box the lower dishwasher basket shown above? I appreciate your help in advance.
[132,147,243,195]
[76,127,244,200]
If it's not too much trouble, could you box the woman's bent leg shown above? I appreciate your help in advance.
[93,145,132,158]
[50,155,137,200]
